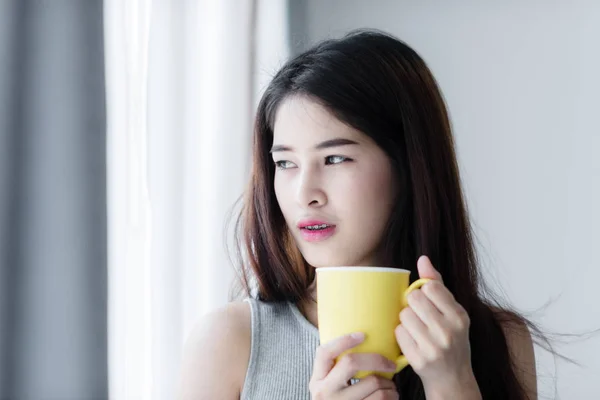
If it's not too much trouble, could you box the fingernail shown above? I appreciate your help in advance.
[350,332,365,340]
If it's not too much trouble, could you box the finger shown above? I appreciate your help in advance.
[365,389,400,400]
[417,255,443,282]
[311,332,365,381]
[406,286,444,328]
[395,324,420,367]
[364,389,399,400]
[421,280,462,318]
[341,375,397,399]
[399,306,432,350]
[325,352,397,391]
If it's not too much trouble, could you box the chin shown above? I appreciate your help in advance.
[302,254,336,268]
[302,252,362,269]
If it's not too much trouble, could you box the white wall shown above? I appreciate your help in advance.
[294,1,600,398]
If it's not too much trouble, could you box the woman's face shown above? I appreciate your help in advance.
[272,96,398,268]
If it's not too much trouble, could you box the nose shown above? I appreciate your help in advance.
[296,167,327,208]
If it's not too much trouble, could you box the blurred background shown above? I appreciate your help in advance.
[0,0,598,399]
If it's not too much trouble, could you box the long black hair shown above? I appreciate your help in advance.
[233,28,559,399]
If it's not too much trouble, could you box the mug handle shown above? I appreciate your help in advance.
[394,278,432,373]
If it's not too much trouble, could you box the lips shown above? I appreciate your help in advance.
[297,219,336,242]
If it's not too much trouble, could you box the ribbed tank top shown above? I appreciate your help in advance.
[241,298,320,400]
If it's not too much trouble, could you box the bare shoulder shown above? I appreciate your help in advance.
[491,306,538,399]
[176,301,251,400]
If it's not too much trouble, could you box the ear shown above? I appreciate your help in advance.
[417,255,443,282]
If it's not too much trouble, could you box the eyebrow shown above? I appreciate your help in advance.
[270,138,359,153]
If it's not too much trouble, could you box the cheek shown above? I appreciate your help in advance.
[274,176,293,220]
[337,164,396,224]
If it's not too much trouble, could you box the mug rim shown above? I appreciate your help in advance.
[316,266,411,273]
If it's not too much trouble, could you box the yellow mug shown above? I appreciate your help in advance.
[316,266,431,380]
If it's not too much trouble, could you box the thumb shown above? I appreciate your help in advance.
[417,255,443,282]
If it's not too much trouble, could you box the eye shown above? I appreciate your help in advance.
[325,155,351,165]
[274,160,296,170]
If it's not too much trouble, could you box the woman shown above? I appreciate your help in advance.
[177,30,537,400]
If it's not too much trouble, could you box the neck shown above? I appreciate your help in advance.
[298,279,319,328]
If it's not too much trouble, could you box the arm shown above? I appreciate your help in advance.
[176,301,251,400]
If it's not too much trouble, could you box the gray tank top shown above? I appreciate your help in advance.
[241,298,320,400]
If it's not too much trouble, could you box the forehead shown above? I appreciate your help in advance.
[272,96,364,147]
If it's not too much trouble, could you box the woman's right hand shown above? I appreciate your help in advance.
[309,332,400,400]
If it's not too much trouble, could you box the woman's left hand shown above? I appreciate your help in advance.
[395,255,478,394]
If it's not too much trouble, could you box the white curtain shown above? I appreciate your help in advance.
[104,0,290,398]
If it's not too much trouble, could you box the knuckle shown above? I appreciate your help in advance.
[342,334,355,345]
[410,289,424,302]
[341,354,359,371]
[422,281,437,294]
[309,383,334,400]
[311,392,325,400]
[456,310,470,330]
[398,309,405,320]
[315,345,331,361]
[420,344,438,363]
[308,382,322,397]
[400,307,412,321]
[377,354,393,369]
[421,285,431,297]
[411,358,424,371]
[430,347,443,361]
[372,392,386,400]
[456,319,468,331]
[373,389,396,400]
[363,375,388,390]
[394,324,405,338]
[462,312,471,326]
[439,331,453,349]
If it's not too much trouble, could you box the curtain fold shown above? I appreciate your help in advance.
[105,0,290,398]
[0,1,108,398]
